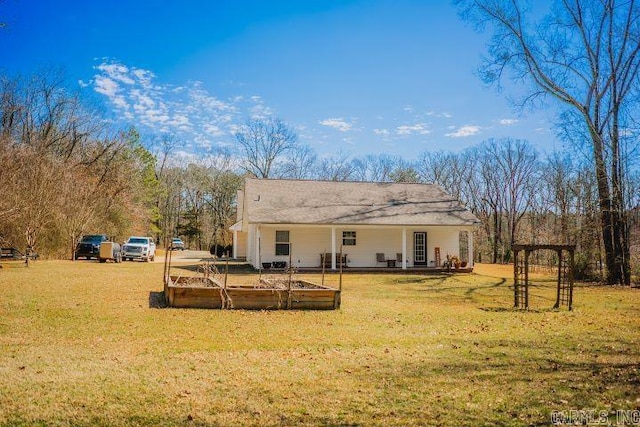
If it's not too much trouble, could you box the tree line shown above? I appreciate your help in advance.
[0,71,153,258]
[454,0,640,285]
[0,72,638,283]
[2,1,639,285]
[233,120,639,282]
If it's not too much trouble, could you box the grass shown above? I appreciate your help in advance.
[0,260,638,426]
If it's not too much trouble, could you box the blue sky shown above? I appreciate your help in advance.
[1,0,561,160]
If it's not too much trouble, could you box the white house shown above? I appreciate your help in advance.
[230,178,480,270]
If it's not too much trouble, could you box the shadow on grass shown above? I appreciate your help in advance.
[346,338,640,426]
[414,277,507,299]
[479,307,515,312]
[393,275,451,285]
[408,276,570,310]
[479,306,571,313]
[148,291,167,308]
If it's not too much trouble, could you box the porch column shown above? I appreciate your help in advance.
[255,225,261,269]
[232,230,238,259]
[468,229,474,268]
[401,227,407,269]
[331,226,336,270]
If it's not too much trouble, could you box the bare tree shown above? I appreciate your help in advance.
[10,147,63,252]
[351,154,402,182]
[235,117,298,178]
[0,71,147,256]
[158,166,186,245]
[417,151,470,202]
[542,152,578,244]
[280,144,317,179]
[203,169,243,255]
[317,152,356,181]
[458,0,640,285]
[486,138,538,251]
[477,145,506,263]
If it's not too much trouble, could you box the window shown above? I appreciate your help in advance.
[342,231,356,246]
[275,230,290,256]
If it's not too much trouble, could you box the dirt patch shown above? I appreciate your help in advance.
[168,276,327,290]
[258,278,326,290]
[169,276,221,288]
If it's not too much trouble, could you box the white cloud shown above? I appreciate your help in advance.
[89,59,263,154]
[95,62,135,85]
[203,123,223,136]
[131,68,155,87]
[249,97,273,119]
[167,114,190,129]
[188,84,232,111]
[426,111,452,118]
[194,134,213,150]
[319,118,353,132]
[228,123,242,135]
[93,75,120,97]
[445,125,481,138]
[620,128,636,137]
[374,128,390,136]
[396,123,431,135]
[499,118,518,125]
[217,114,235,124]
[143,109,170,124]
[112,97,130,111]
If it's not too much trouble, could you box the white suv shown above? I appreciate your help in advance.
[122,236,156,262]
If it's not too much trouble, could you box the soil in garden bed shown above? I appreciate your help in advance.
[169,276,330,290]
[169,276,221,288]
[257,278,328,290]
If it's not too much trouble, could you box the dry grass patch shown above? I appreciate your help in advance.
[0,261,638,426]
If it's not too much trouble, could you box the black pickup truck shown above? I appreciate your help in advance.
[74,235,109,260]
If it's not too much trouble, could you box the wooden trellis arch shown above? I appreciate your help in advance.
[512,244,576,311]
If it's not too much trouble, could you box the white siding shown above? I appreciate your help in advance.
[422,227,459,267]
[235,231,247,259]
[246,223,257,267]
[259,226,331,268]
[337,227,401,267]
[252,225,463,269]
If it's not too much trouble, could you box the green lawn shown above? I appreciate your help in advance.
[0,260,638,426]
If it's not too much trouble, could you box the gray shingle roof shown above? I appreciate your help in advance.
[243,178,480,226]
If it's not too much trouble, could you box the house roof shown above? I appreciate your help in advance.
[242,178,480,226]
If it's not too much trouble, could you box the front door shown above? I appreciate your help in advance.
[414,232,427,266]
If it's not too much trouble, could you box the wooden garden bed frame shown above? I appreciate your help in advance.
[165,276,341,310]
[162,247,341,310]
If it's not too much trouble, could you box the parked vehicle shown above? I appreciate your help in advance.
[75,235,109,260]
[122,236,156,262]
[170,238,185,250]
[210,244,233,258]
[99,241,122,263]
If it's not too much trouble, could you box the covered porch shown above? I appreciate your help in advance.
[240,223,474,271]
[288,265,473,274]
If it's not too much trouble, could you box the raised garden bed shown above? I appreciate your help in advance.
[165,276,223,309]
[165,276,340,310]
